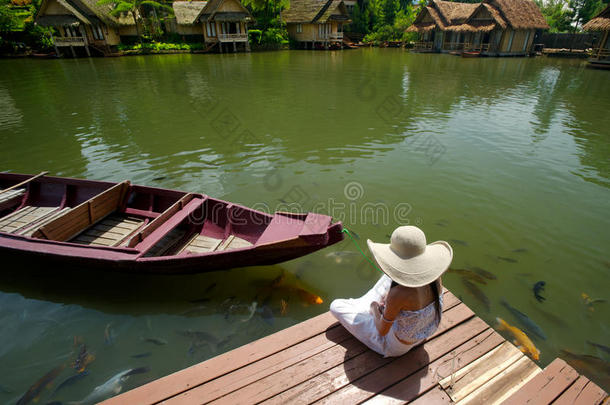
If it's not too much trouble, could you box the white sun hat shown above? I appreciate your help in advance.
[367,226,453,288]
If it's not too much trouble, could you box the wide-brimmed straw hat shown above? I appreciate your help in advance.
[367,226,453,287]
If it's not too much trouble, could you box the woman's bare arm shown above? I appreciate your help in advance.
[371,287,406,336]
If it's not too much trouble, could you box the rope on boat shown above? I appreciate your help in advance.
[341,228,384,274]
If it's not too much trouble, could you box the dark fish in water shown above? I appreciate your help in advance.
[512,248,528,253]
[533,281,546,302]
[449,268,488,285]
[260,305,274,325]
[131,352,152,359]
[73,344,95,372]
[500,299,547,340]
[462,279,490,311]
[53,370,89,396]
[450,239,468,246]
[180,305,214,316]
[497,256,518,263]
[104,323,115,345]
[560,349,610,375]
[178,330,220,355]
[16,364,66,405]
[189,282,217,303]
[152,176,166,181]
[141,337,168,345]
[471,267,497,280]
[587,341,610,355]
[277,198,287,204]
[385,234,391,239]
[176,330,219,343]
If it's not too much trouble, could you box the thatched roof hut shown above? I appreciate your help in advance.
[195,0,253,22]
[407,0,548,33]
[282,0,350,24]
[407,0,477,32]
[36,0,135,27]
[486,0,548,29]
[173,1,208,25]
[583,4,610,31]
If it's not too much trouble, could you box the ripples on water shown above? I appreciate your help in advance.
[0,50,609,401]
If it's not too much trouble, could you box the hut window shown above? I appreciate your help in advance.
[338,23,342,33]
[207,22,216,37]
[297,23,302,33]
[507,30,515,52]
[523,30,531,52]
[93,25,104,40]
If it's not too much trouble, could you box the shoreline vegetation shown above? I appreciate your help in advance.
[1,0,607,57]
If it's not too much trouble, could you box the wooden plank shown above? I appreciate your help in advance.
[0,206,58,233]
[202,334,370,405]
[0,188,25,203]
[166,325,353,405]
[0,171,48,194]
[15,207,71,236]
[260,303,475,405]
[457,356,541,405]
[100,312,340,405]
[553,377,608,405]
[500,358,580,405]
[362,329,504,405]
[410,385,454,405]
[313,310,484,405]
[440,341,524,402]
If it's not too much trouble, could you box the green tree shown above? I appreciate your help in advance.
[97,0,173,47]
[381,0,399,26]
[0,0,19,33]
[535,0,573,32]
[350,2,370,34]
[569,0,604,29]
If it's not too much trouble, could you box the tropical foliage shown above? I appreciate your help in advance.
[350,0,424,42]
[97,0,174,46]
[242,0,288,45]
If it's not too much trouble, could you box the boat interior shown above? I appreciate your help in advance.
[0,175,278,257]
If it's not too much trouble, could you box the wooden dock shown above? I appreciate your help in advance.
[102,290,608,404]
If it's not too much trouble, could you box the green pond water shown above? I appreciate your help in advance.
[0,49,609,401]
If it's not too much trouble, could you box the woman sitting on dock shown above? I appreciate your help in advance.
[330,226,453,357]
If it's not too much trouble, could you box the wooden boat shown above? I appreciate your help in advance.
[0,173,344,273]
[462,51,480,58]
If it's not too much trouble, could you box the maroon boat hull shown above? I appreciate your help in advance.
[0,173,344,274]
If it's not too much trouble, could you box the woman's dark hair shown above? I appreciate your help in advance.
[391,280,442,320]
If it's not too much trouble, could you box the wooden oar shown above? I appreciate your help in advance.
[0,171,49,195]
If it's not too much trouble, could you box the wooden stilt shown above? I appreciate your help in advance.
[233,41,236,52]
[70,46,76,58]
[85,46,91,57]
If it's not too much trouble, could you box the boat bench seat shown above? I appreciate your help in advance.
[178,233,253,255]
[70,214,145,247]
[0,188,26,205]
[0,205,73,237]
[135,197,204,256]
[32,181,130,241]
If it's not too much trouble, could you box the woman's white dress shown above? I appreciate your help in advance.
[329,275,443,357]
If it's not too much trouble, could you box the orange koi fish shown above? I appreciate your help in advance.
[496,317,540,361]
